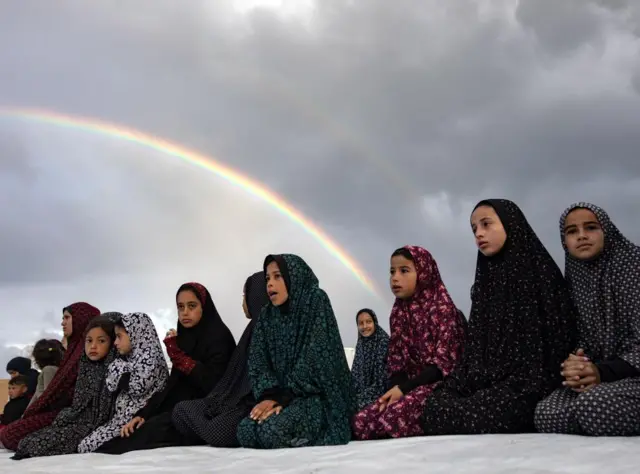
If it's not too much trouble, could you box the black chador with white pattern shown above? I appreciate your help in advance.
[535,203,640,436]
[421,199,577,435]
[78,313,169,452]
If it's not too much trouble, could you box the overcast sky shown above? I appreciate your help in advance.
[1,0,640,373]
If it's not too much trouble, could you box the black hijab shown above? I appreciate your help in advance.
[175,282,235,362]
[6,357,38,395]
[204,271,270,417]
[453,199,577,396]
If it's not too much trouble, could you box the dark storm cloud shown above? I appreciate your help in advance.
[1,0,640,364]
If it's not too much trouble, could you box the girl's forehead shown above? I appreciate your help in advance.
[471,205,497,220]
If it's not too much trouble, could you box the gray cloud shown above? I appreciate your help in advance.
[1,0,640,371]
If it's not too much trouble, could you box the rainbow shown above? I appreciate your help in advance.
[0,106,379,296]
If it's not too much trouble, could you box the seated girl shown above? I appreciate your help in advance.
[0,302,101,451]
[236,254,355,449]
[422,199,577,435]
[172,271,270,447]
[78,312,169,453]
[535,203,640,436]
[352,246,466,439]
[351,308,390,411]
[5,357,39,397]
[13,314,119,459]
[27,339,65,408]
[95,283,236,454]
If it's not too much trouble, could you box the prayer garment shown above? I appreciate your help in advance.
[352,246,465,439]
[422,199,577,435]
[236,254,355,449]
[535,203,640,436]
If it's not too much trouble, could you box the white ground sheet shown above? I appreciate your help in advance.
[2,434,639,473]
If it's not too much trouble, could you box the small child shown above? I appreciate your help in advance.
[27,339,65,408]
[1,376,31,427]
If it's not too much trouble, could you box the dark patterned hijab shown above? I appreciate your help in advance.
[204,271,270,416]
[453,199,577,395]
[351,309,389,410]
[560,202,640,370]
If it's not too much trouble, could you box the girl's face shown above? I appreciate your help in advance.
[114,325,132,355]
[266,261,288,306]
[471,205,507,257]
[242,294,250,319]
[563,208,605,261]
[61,310,73,337]
[357,312,376,337]
[390,254,418,299]
[85,327,112,361]
[177,290,203,329]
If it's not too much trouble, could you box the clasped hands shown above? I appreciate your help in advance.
[561,348,600,393]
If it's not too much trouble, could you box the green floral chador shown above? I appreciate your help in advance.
[236,254,355,449]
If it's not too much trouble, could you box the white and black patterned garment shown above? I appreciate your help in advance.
[78,313,169,452]
[172,271,270,447]
[535,203,640,436]
[14,348,117,458]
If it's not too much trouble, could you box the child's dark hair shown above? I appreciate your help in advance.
[32,339,65,369]
[9,374,29,387]
[391,247,414,261]
[84,315,116,342]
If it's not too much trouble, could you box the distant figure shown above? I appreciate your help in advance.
[351,308,389,411]
[535,203,640,436]
[27,339,66,409]
[5,357,39,396]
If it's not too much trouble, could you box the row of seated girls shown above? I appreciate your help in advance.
[0,199,637,461]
